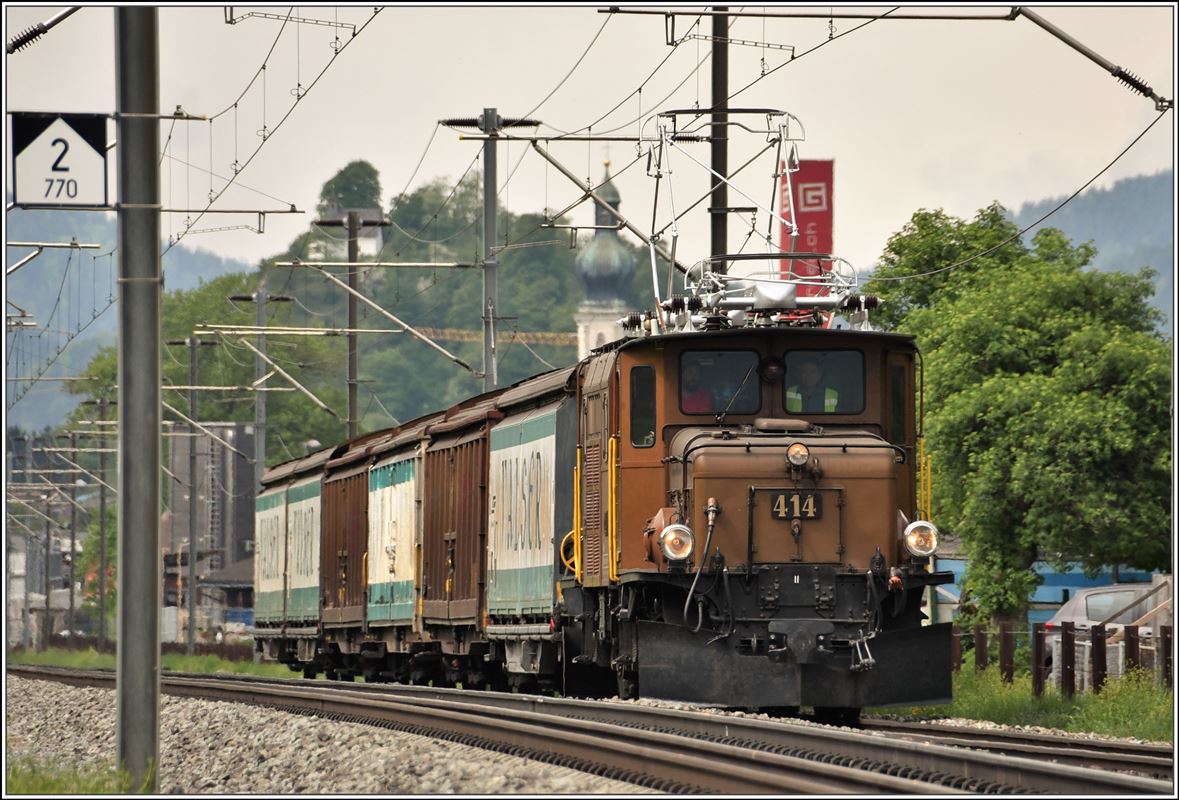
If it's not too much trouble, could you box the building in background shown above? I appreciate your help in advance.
[164,422,255,639]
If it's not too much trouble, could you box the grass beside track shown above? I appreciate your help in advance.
[871,667,1173,743]
[4,758,151,795]
[6,646,296,679]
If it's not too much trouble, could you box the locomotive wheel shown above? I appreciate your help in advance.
[324,668,338,681]
[302,666,317,680]
[814,706,861,726]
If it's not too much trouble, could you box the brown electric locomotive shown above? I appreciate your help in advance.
[557,310,954,720]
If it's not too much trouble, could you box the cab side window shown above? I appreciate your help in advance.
[630,366,656,447]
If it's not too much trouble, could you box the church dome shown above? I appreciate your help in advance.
[574,162,633,306]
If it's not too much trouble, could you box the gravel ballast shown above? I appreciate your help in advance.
[5,675,654,794]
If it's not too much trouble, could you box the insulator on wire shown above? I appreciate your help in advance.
[1112,68,1151,97]
[6,23,46,54]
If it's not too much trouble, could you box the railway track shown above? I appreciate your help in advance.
[860,718,1173,780]
[9,665,1173,794]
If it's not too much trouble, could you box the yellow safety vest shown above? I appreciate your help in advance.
[786,386,838,413]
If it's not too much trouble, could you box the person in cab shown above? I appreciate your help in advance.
[787,356,838,413]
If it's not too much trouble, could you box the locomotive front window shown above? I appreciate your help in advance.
[680,350,760,415]
[783,350,864,414]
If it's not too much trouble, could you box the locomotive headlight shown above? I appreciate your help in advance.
[903,520,940,557]
[787,442,810,467]
[659,524,695,561]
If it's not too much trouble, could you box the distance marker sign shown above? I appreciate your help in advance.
[11,112,109,208]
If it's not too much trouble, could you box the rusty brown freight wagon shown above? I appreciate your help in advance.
[420,396,502,681]
[321,430,391,635]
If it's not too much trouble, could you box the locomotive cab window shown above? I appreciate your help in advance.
[783,350,864,414]
[630,365,656,447]
[680,350,760,415]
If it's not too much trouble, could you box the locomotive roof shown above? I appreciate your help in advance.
[605,324,917,355]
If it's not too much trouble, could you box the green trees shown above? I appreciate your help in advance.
[865,209,1170,623]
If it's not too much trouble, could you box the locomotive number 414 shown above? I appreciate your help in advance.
[772,492,822,520]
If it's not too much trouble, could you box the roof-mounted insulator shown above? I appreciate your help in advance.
[618,312,644,331]
[843,294,882,312]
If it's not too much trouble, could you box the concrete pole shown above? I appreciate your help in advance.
[115,7,161,790]
[481,108,498,392]
[710,7,729,266]
[23,435,33,648]
[22,530,31,648]
[347,211,359,439]
[254,278,266,492]
[98,409,108,648]
[41,500,52,651]
[186,337,198,655]
[68,432,77,636]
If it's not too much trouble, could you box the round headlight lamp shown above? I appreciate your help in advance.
[903,520,940,557]
[659,524,695,561]
[786,442,810,467]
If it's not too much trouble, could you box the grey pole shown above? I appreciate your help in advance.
[41,498,52,651]
[347,211,359,438]
[22,528,31,648]
[480,108,498,392]
[115,6,161,791]
[255,278,266,491]
[98,400,108,649]
[186,336,198,655]
[68,432,77,636]
[230,282,292,491]
[710,7,729,266]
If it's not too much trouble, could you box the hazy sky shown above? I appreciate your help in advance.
[4,4,1176,280]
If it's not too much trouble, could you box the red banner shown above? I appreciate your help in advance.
[780,159,834,295]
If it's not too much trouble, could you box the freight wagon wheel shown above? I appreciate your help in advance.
[813,706,861,727]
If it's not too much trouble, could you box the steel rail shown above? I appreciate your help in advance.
[860,718,1173,779]
[10,665,1171,794]
[10,666,931,793]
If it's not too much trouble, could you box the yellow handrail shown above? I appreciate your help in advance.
[572,447,582,584]
[608,436,619,583]
[917,437,933,521]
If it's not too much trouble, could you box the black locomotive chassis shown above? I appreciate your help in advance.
[615,567,954,708]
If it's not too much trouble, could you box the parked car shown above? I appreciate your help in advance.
[1042,582,1171,671]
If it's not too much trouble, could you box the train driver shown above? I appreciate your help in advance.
[786,356,839,413]
[682,362,714,413]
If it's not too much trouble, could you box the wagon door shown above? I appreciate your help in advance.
[285,476,322,628]
[423,420,493,625]
[486,402,560,620]
[367,452,418,626]
[321,463,369,626]
[253,484,288,630]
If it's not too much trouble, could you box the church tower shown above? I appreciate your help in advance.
[574,162,634,359]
